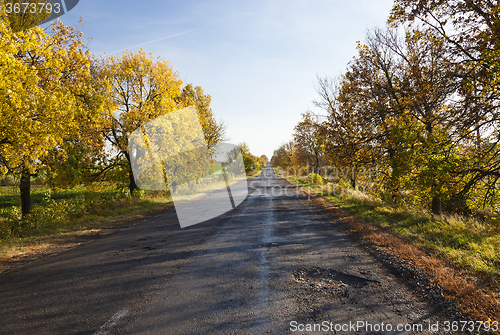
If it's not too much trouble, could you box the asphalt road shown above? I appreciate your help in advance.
[0,165,451,334]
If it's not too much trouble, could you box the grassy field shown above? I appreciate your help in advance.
[0,184,172,260]
[278,172,500,320]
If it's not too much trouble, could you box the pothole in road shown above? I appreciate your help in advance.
[292,267,379,290]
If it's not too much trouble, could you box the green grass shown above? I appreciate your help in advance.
[278,172,500,280]
[0,185,172,243]
[0,185,117,209]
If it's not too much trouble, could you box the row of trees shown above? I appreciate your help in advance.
[0,8,226,216]
[238,143,268,173]
[273,0,500,215]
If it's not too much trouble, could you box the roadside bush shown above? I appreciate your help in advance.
[0,218,10,239]
[308,173,322,185]
[0,206,22,222]
[0,175,16,186]
[33,177,46,186]
[132,188,145,199]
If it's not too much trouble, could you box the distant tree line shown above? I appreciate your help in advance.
[238,143,268,173]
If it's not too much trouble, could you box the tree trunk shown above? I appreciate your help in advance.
[128,169,138,195]
[315,151,320,175]
[351,165,356,189]
[123,151,138,195]
[20,169,31,216]
[431,195,441,215]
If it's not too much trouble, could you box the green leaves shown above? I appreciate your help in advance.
[309,19,500,214]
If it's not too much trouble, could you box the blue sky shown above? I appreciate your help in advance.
[56,0,395,158]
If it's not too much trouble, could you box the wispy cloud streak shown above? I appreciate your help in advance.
[106,16,232,56]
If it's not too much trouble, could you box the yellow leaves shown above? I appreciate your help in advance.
[98,48,184,146]
[0,16,94,175]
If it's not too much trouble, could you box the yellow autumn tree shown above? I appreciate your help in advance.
[96,49,183,193]
[97,49,226,194]
[0,7,96,215]
[175,84,226,152]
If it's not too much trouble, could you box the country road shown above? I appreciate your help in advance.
[0,165,453,334]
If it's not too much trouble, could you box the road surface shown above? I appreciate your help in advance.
[0,165,452,334]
